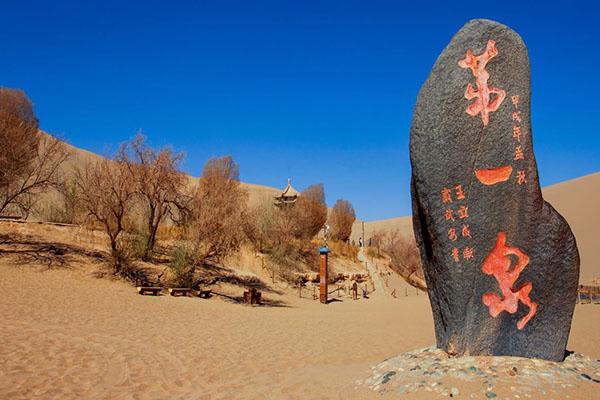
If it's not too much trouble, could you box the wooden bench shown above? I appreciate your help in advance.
[168,288,191,297]
[137,287,163,296]
[197,289,212,299]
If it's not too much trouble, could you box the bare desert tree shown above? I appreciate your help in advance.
[245,200,278,252]
[329,199,356,242]
[189,156,248,264]
[0,88,70,217]
[293,183,327,240]
[117,133,189,261]
[384,230,426,289]
[369,229,387,257]
[75,159,136,275]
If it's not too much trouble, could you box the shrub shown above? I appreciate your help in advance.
[384,230,426,289]
[187,156,248,264]
[293,184,327,240]
[168,246,196,288]
[329,199,356,242]
[328,240,358,262]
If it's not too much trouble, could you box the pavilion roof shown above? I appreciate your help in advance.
[277,178,299,198]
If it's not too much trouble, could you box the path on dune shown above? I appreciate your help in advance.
[359,249,386,297]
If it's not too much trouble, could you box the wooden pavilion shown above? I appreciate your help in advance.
[274,178,299,206]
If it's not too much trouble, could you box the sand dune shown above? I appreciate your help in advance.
[351,216,413,244]
[56,132,285,210]
[542,172,600,283]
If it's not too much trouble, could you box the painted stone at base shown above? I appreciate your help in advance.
[409,19,579,361]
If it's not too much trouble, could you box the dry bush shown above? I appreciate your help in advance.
[156,225,186,241]
[167,245,196,288]
[245,198,322,283]
[244,183,327,283]
[35,178,82,224]
[328,240,358,262]
[248,183,326,251]
[117,133,189,261]
[75,158,137,276]
[365,246,378,258]
[292,184,327,240]
[267,239,319,283]
[187,156,248,264]
[0,88,70,217]
[245,200,279,252]
[367,229,387,258]
[329,199,356,242]
[384,230,426,289]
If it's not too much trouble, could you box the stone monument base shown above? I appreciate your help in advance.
[357,347,600,398]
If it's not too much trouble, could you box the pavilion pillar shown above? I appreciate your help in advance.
[319,246,329,304]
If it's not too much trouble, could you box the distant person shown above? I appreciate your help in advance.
[352,280,358,300]
[362,284,368,298]
[359,237,363,248]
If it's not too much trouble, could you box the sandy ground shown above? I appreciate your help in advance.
[0,259,598,400]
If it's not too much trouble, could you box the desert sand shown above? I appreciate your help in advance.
[1,225,599,399]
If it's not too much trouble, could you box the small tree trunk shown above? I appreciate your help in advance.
[143,207,159,262]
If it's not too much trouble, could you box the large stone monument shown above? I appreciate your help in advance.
[410,19,579,361]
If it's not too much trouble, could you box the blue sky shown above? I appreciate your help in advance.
[2,1,599,220]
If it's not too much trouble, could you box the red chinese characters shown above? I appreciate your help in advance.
[481,232,538,329]
[454,41,537,330]
[441,187,453,204]
[517,170,527,185]
[440,184,473,264]
[461,224,471,238]
[511,95,527,186]
[475,165,513,186]
[514,145,524,161]
[458,40,506,127]
[513,125,521,142]
[463,247,474,260]
[448,228,458,241]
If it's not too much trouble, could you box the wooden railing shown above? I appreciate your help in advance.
[577,285,600,304]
